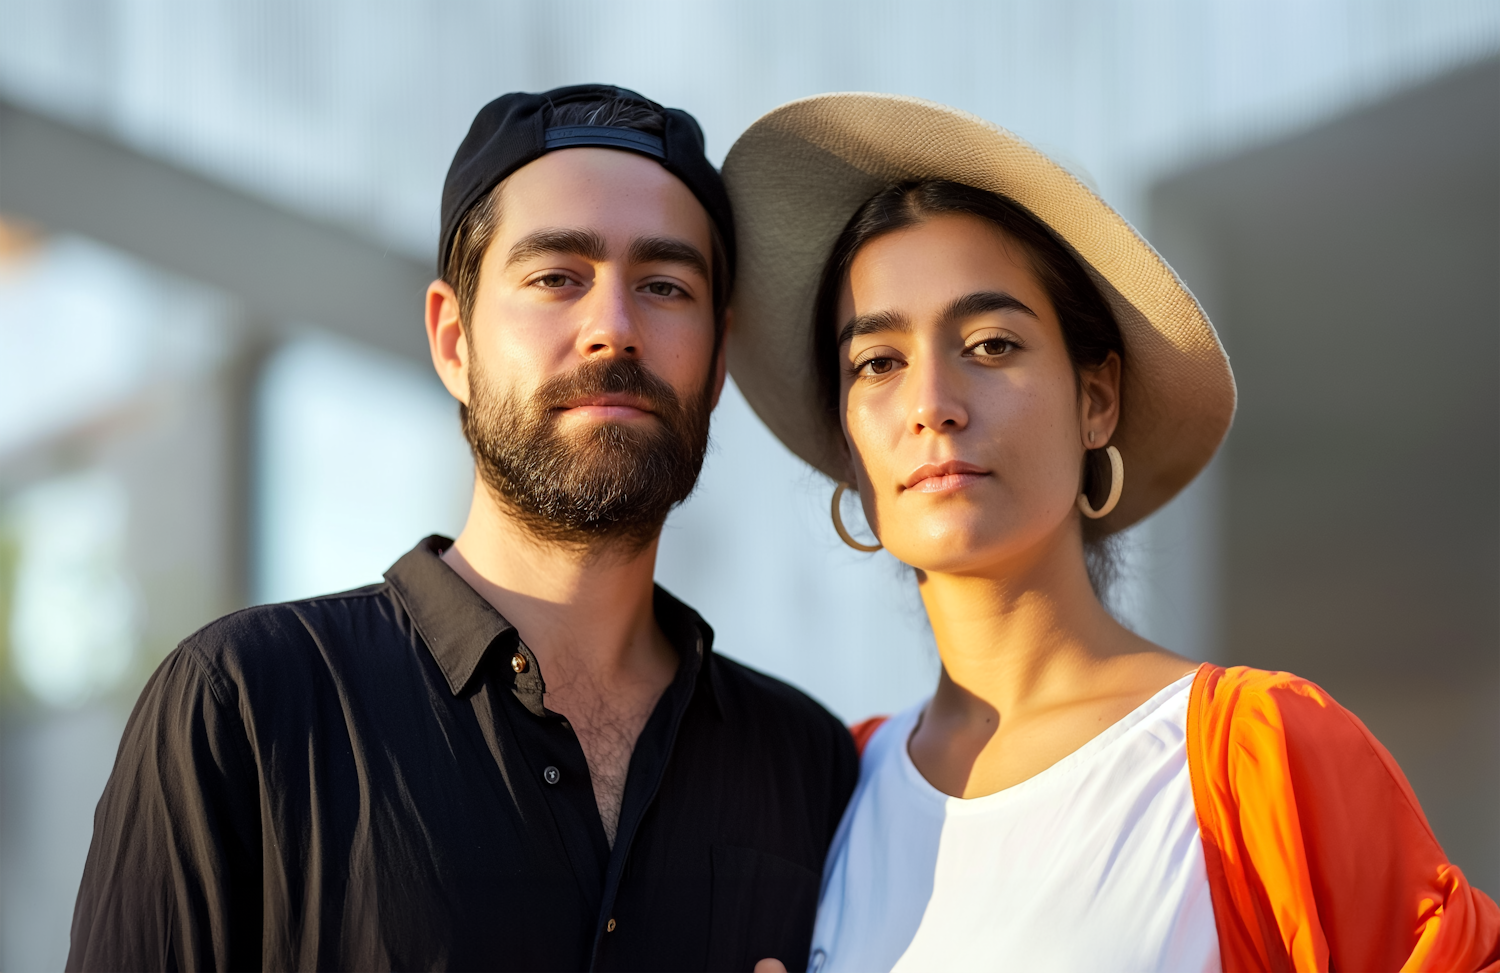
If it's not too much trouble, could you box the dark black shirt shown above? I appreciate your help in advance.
[68,537,858,972]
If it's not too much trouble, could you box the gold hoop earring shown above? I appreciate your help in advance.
[1077,445,1124,520]
[831,483,882,552]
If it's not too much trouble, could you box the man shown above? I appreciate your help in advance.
[68,85,857,972]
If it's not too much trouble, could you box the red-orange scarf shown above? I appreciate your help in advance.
[849,664,1500,971]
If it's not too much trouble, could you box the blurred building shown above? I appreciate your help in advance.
[1,2,1497,968]
[1151,55,1499,914]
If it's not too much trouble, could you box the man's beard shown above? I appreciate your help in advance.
[461,355,713,552]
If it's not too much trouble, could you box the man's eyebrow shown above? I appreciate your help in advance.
[938,290,1038,327]
[837,310,911,348]
[505,228,608,268]
[627,236,710,280]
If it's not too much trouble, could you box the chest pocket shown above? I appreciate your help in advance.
[707,844,821,972]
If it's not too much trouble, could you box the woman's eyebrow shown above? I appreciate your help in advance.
[838,309,911,347]
[939,290,1038,327]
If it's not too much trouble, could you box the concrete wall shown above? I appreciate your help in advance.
[1151,57,1500,891]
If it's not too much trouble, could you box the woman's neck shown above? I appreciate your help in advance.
[909,522,1197,798]
[918,524,1149,717]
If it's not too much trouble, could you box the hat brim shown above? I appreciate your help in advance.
[722,92,1236,533]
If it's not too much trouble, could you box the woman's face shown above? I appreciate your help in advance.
[836,213,1117,576]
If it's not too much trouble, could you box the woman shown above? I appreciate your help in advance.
[723,95,1500,972]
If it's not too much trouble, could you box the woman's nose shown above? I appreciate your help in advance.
[906,356,968,434]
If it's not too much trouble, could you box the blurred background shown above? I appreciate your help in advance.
[0,0,1496,967]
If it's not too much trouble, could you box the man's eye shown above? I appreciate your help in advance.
[535,273,572,288]
[644,281,681,297]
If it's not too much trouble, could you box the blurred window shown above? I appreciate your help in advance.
[4,470,139,707]
[0,236,151,457]
[0,230,229,709]
[254,332,472,604]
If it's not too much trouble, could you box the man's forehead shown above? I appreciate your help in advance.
[498,147,712,243]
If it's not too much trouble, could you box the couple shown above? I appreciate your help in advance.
[69,85,1497,972]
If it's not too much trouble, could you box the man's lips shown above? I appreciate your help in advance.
[555,395,656,420]
[903,461,990,493]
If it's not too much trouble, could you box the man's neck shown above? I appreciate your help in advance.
[440,483,670,685]
[441,481,680,846]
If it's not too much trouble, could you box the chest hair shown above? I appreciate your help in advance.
[545,675,666,847]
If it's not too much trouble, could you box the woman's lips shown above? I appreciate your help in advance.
[903,461,990,493]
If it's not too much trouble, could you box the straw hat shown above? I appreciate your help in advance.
[721,93,1236,533]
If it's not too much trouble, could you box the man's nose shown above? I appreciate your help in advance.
[575,272,641,359]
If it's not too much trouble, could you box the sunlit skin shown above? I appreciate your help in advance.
[423,147,725,840]
[429,147,723,442]
[754,216,1198,973]
[838,214,1196,800]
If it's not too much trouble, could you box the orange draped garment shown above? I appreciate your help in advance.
[848,664,1500,971]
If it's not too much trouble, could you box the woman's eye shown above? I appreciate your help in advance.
[968,337,1015,358]
[535,273,572,288]
[858,357,898,376]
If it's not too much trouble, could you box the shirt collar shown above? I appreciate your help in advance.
[652,583,725,720]
[384,535,723,717]
[385,535,516,695]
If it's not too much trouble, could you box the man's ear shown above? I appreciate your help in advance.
[708,307,731,409]
[426,279,470,406]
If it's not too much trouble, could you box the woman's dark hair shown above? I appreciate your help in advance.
[812,180,1126,595]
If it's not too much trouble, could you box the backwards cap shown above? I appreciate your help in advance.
[438,84,735,280]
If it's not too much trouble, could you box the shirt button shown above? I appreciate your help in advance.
[543,765,561,785]
[606,918,617,933]
[511,653,528,674]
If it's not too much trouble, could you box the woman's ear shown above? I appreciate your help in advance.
[1079,351,1122,447]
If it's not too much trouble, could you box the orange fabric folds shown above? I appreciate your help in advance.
[1187,664,1500,972]
[850,716,889,758]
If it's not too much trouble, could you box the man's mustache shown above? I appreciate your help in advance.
[532,358,682,417]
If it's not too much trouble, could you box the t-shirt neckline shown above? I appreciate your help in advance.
[894,668,1200,809]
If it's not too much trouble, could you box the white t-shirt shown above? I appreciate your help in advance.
[809,672,1220,972]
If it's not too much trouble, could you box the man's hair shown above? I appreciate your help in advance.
[441,93,731,336]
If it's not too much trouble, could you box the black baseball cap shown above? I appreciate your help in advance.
[438,84,735,282]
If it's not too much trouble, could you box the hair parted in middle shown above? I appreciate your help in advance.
[811,179,1128,592]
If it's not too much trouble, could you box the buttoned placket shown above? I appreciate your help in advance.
[497,637,614,919]
[585,627,706,970]
[498,625,708,972]
[493,629,707,972]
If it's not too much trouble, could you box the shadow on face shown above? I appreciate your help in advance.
[470,147,721,411]
[835,213,1101,577]
[426,147,726,548]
